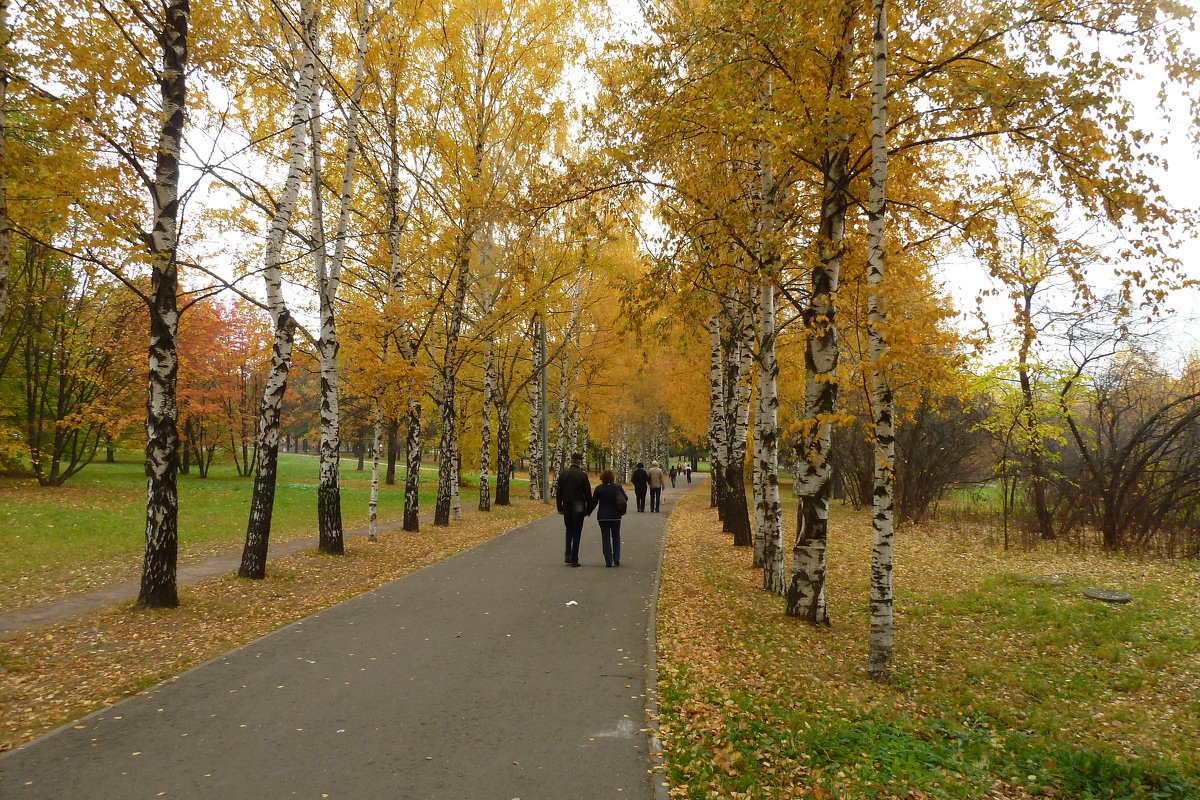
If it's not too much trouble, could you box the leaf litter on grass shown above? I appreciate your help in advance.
[655,491,1200,800]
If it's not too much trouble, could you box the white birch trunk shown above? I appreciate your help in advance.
[867,0,895,682]
[239,1,316,579]
[479,335,494,511]
[707,313,727,511]
[721,290,754,545]
[754,104,785,594]
[403,400,421,531]
[451,410,461,522]
[758,278,784,594]
[0,0,9,321]
[528,314,544,501]
[308,78,344,555]
[786,18,854,626]
[138,0,189,608]
[368,401,383,541]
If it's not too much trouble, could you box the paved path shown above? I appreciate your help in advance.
[0,477,704,799]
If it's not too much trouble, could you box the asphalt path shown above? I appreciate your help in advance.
[0,475,704,800]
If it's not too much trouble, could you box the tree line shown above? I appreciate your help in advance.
[1,0,1198,683]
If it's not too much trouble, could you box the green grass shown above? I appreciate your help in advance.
[0,452,527,612]
[657,493,1200,799]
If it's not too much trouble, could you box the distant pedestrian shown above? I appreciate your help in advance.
[555,453,592,567]
[669,465,677,487]
[631,462,650,512]
[587,470,628,567]
[685,464,692,483]
[647,460,665,512]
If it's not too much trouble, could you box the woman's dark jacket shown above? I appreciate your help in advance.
[588,482,628,521]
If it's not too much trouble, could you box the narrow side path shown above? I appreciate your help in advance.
[0,477,705,800]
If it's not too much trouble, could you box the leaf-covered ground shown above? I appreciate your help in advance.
[0,499,550,752]
[656,490,1200,799]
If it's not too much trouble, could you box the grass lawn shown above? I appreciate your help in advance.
[657,491,1200,799]
[0,453,524,613]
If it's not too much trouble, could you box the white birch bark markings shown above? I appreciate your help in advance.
[867,0,895,682]
[137,0,189,608]
[239,0,317,579]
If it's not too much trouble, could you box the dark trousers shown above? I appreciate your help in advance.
[649,487,662,512]
[599,520,622,566]
[634,487,647,512]
[563,512,585,563]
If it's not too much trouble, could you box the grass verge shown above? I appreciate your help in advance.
[656,490,1200,799]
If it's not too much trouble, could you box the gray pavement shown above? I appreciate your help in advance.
[0,477,704,800]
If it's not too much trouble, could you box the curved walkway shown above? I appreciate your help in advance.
[0,476,705,799]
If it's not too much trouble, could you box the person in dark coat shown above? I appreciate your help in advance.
[630,462,650,512]
[555,453,592,567]
[587,470,628,567]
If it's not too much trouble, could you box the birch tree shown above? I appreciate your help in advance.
[238,0,318,579]
[865,0,894,682]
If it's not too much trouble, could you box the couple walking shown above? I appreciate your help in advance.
[556,453,629,568]
[630,461,666,513]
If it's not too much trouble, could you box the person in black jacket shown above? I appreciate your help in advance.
[630,462,650,512]
[587,470,628,567]
[555,453,592,567]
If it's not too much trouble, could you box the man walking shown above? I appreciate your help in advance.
[556,453,592,567]
[631,462,650,512]
[647,460,665,513]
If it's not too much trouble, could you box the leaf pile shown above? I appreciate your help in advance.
[0,500,550,752]
[655,491,1200,799]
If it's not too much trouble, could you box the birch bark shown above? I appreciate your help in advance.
[137,0,189,608]
[239,1,316,579]
[528,313,546,500]
[755,107,785,595]
[866,0,895,681]
[479,329,495,511]
[707,313,727,511]
[722,290,754,546]
[312,2,370,554]
[308,79,344,554]
[786,12,854,625]
[403,400,421,530]
[434,255,469,526]
[495,396,511,505]
[0,0,9,321]
[368,403,383,541]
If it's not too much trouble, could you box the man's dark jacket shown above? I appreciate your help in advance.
[556,465,592,514]
[630,467,650,491]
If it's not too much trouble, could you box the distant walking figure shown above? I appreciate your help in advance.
[685,464,692,483]
[555,453,592,567]
[669,465,677,487]
[587,470,628,567]
[647,461,665,513]
[631,462,650,512]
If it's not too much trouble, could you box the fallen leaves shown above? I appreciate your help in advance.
[655,490,1200,799]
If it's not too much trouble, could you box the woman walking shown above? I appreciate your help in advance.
[588,470,629,567]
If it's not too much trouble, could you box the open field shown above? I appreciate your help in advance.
[0,453,522,613]
[657,491,1200,799]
